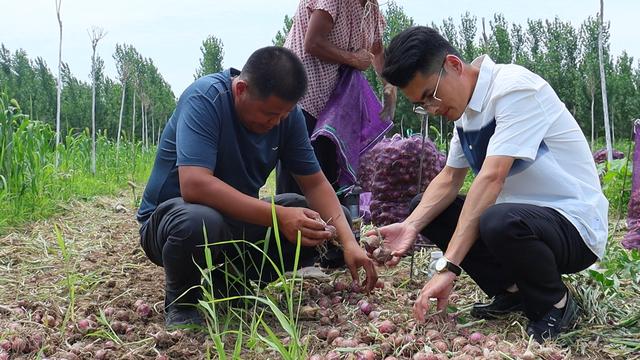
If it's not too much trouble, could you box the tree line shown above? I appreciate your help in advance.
[371,5,639,148]
[2,2,639,150]
[271,3,639,148]
[0,43,176,148]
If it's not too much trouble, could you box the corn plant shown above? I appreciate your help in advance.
[0,92,155,231]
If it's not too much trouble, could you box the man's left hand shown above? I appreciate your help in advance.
[343,243,378,293]
[413,271,457,322]
[379,84,397,121]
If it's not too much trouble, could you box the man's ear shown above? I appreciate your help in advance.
[445,54,464,75]
[234,79,249,98]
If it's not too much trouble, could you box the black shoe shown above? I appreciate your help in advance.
[526,292,578,343]
[470,291,525,319]
[165,305,205,329]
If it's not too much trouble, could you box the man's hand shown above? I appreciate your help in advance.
[364,222,419,266]
[379,83,397,121]
[413,271,457,322]
[275,207,332,247]
[342,243,378,293]
[350,49,374,71]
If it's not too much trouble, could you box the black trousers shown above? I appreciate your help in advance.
[276,109,339,195]
[139,194,350,309]
[411,195,598,320]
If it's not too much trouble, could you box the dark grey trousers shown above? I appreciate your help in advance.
[411,195,598,320]
[139,193,349,308]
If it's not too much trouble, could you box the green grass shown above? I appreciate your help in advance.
[194,201,309,359]
[0,92,154,233]
[259,170,277,199]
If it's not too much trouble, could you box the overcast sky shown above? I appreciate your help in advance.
[2,0,637,96]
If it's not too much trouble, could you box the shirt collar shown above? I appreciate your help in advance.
[466,55,495,113]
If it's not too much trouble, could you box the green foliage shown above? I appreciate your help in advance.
[1,42,176,147]
[0,93,154,232]
[272,15,294,47]
[364,1,417,134]
[194,35,225,79]
[54,224,77,334]
[597,148,633,216]
[360,6,640,144]
[196,202,308,359]
[488,14,512,64]
[592,246,640,291]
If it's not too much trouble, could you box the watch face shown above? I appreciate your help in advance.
[435,257,447,272]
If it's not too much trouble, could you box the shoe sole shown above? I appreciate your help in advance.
[470,305,525,320]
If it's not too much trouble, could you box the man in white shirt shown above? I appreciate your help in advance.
[373,26,607,342]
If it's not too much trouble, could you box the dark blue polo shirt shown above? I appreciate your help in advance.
[136,68,320,224]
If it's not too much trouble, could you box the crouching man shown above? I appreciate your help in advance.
[370,27,607,342]
[136,46,377,328]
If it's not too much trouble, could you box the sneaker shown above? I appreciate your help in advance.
[526,292,578,343]
[165,305,205,329]
[470,291,525,319]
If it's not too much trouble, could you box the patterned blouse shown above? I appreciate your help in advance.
[284,0,385,118]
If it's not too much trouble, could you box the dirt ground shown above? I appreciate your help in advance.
[0,191,638,360]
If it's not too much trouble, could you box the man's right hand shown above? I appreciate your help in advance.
[350,49,374,71]
[364,222,419,266]
[275,206,331,247]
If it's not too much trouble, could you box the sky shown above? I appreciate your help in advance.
[1,0,638,96]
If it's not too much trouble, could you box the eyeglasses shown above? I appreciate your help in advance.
[413,60,445,114]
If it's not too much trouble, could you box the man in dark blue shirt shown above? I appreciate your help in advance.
[137,46,377,328]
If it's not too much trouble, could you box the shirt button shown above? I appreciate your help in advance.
[469,144,473,150]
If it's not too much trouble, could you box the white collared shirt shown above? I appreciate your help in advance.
[447,55,608,258]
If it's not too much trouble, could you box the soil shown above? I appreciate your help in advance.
[0,191,636,359]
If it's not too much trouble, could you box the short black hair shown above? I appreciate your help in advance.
[382,26,462,88]
[240,46,307,102]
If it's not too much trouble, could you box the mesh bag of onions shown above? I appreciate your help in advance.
[593,148,625,164]
[358,134,445,227]
[623,122,640,250]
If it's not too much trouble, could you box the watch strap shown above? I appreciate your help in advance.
[446,260,462,276]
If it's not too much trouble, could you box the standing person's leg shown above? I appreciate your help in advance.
[139,197,235,327]
[276,110,316,195]
[312,137,339,191]
[478,203,597,341]
[409,194,518,297]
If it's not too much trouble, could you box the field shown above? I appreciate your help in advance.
[3,2,640,357]
[0,187,638,360]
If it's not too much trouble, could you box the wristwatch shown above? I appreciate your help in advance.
[435,256,462,276]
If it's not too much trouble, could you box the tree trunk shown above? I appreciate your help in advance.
[590,87,595,150]
[151,111,155,146]
[55,0,63,167]
[88,27,105,175]
[91,54,96,175]
[481,17,489,51]
[157,118,163,145]
[145,105,149,148]
[611,108,615,144]
[132,89,136,144]
[144,103,148,148]
[598,0,613,162]
[141,100,146,149]
[116,82,126,151]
